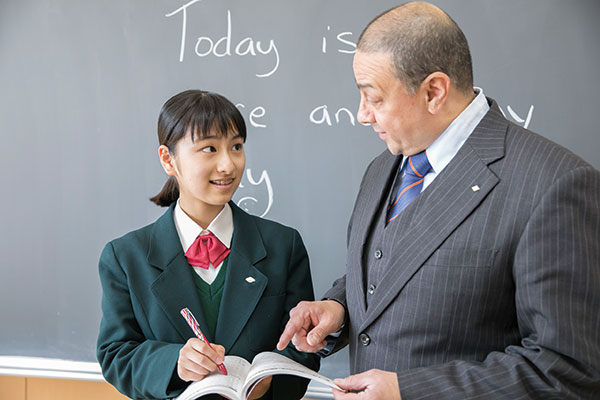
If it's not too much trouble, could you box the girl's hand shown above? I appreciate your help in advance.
[177,338,226,382]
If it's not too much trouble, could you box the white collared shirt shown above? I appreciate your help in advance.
[400,87,490,191]
[173,201,234,285]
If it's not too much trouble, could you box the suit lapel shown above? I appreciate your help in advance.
[354,151,402,251]
[149,204,211,342]
[359,101,508,331]
[214,202,267,352]
[349,152,402,317]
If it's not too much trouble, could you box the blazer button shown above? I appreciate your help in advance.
[374,249,382,259]
[368,284,376,295]
[359,333,371,346]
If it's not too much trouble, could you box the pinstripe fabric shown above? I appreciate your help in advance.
[324,98,600,399]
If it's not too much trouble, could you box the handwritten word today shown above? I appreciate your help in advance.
[166,0,280,78]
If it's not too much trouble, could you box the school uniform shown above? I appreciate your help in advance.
[97,201,319,400]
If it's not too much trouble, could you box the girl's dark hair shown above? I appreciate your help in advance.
[149,90,247,206]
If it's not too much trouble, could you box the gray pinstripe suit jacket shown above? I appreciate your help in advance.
[324,99,600,399]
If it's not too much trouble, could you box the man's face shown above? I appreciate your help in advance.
[353,51,430,156]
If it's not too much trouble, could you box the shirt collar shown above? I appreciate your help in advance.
[401,87,489,174]
[173,200,234,252]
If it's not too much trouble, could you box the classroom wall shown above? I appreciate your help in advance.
[0,376,127,400]
[0,376,320,400]
[1,0,599,381]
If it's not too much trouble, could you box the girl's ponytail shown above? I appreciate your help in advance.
[149,176,179,207]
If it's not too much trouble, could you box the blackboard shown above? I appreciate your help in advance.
[1,0,599,382]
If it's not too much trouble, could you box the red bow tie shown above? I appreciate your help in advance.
[184,231,230,269]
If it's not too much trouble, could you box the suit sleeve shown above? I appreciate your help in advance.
[319,190,354,355]
[395,166,600,399]
[96,242,186,400]
[269,229,321,400]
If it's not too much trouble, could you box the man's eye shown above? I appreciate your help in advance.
[201,146,216,153]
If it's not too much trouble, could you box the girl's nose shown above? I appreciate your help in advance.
[216,151,235,173]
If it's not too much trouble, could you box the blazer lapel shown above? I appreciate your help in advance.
[149,204,211,342]
[214,202,267,352]
[359,100,507,331]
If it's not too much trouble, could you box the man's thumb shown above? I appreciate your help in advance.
[334,373,363,391]
[307,327,325,346]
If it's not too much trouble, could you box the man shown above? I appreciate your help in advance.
[277,2,600,399]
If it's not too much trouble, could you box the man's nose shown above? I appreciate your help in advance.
[357,100,375,125]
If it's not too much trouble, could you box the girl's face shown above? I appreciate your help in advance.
[161,128,245,223]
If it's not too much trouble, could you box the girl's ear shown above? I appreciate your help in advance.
[158,145,177,177]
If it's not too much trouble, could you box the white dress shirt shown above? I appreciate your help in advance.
[400,87,490,191]
[173,201,234,285]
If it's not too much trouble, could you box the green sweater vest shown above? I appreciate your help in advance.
[192,257,228,339]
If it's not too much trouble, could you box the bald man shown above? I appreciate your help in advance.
[278,2,600,399]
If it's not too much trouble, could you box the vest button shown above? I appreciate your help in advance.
[368,284,376,295]
[374,249,382,259]
[359,333,371,346]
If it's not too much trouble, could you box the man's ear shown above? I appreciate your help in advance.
[421,72,450,114]
[158,145,177,177]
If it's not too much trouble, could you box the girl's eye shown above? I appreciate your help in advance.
[232,143,243,151]
[201,146,216,153]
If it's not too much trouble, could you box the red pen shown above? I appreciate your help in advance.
[180,307,228,375]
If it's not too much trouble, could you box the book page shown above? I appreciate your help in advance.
[174,355,252,400]
[241,352,341,398]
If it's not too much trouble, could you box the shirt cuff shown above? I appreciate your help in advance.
[317,329,342,357]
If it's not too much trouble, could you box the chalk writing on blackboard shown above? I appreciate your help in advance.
[309,105,356,126]
[499,104,535,129]
[321,25,357,54]
[166,1,280,77]
[236,103,267,129]
[235,169,273,217]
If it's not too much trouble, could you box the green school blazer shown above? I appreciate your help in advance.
[97,202,319,400]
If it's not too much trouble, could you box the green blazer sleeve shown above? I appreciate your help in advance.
[97,241,185,400]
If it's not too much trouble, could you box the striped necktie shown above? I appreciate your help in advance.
[386,151,432,225]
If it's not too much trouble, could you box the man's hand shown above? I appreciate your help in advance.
[332,369,401,400]
[177,338,226,382]
[276,300,345,352]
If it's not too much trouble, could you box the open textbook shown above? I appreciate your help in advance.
[174,351,340,400]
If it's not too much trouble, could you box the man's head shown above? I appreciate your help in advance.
[354,2,475,155]
[359,2,473,95]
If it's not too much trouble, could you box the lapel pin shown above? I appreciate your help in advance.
[471,185,480,192]
[245,276,256,284]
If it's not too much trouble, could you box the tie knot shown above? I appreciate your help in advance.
[405,151,431,178]
[185,231,230,269]
[198,231,216,243]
